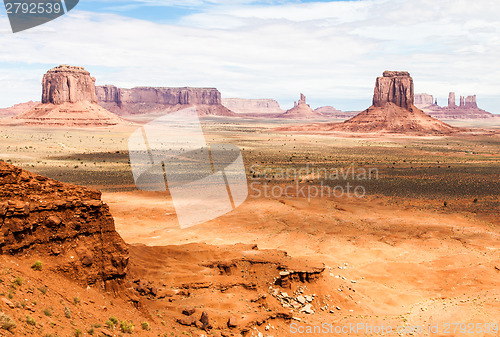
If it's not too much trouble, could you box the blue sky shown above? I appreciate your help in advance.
[1,0,499,113]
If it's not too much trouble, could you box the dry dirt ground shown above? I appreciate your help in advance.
[0,118,499,336]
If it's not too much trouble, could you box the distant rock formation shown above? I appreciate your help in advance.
[373,71,414,110]
[416,91,494,119]
[42,65,98,105]
[0,101,38,118]
[414,93,434,107]
[279,93,325,119]
[0,161,128,286]
[10,65,127,127]
[279,71,456,135]
[221,98,284,114]
[96,86,235,117]
[314,106,358,119]
[448,92,456,108]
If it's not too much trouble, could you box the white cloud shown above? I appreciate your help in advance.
[0,0,499,112]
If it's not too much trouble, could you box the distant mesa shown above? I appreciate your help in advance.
[42,65,98,105]
[279,93,326,119]
[11,65,127,127]
[96,85,236,117]
[222,98,284,114]
[280,71,457,135]
[314,106,358,119]
[0,101,38,118]
[415,92,494,120]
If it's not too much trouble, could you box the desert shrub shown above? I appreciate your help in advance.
[105,320,114,329]
[7,290,14,299]
[38,285,48,295]
[26,315,36,326]
[12,277,23,287]
[43,307,52,316]
[73,297,80,305]
[141,322,150,331]
[31,261,43,271]
[120,320,134,334]
[0,313,16,331]
[109,316,119,325]
[64,306,72,319]
[74,329,82,337]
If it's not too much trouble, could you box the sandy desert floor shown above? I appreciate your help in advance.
[0,118,499,336]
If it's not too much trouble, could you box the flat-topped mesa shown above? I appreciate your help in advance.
[95,85,234,116]
[383,71,411,77]
[373,70,414,110]
[42,65,98,105]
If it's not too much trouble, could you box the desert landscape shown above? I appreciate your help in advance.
[0,62,498,337]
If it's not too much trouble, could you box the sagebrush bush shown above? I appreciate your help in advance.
[0,313,16,331]
[31,261,43,271]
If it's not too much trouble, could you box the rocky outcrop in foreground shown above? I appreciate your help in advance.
[96,85,235,116]
[221,98,284,114]
[10,65,127,127]
[0,161,129,285]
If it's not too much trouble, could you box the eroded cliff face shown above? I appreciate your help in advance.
[373,71,414,110]
[0,161,129,285]
[42,65,98,105]
[96,86,234,116]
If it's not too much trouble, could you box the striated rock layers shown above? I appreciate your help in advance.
[221,98,284,114]
[12,65,127,127]
[280,71,456,135]
[279,94,325,118]
[42,65,98,105]
[0,161,129,286]
[372,71,414,110]
[96,85,235,117]
[416,92,494,120]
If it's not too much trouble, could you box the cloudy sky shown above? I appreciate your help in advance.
[0,0,499,112]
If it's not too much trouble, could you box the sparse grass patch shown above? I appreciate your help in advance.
[120,320,134,334]
[109,316,119,326]
[0,313,16,331]
[43,307,53,316]
[11,276,23,287]
[39,285,48,295]
[64,306,72,319]
[31,260,43,271]
[26,315,36,326]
